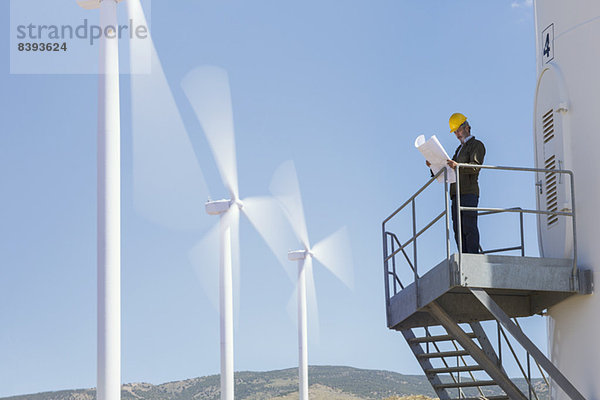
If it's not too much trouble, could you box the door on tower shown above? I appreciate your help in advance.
[534,65,572,259]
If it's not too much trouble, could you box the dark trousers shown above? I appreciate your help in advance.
[451,194,480,254]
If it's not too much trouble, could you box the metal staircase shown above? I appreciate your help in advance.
[403,321,512,400]
[382,165,593,400]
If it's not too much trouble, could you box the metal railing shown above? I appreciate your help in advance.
[455,164,577,276]
[382,168,450,309]
[426,319,550,400]
[495,318,549,400]
[382,163,577,307]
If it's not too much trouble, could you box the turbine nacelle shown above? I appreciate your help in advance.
[205,199,232,215]
[77,0,123,10]
[205,198,245,215]
[288,250,311,261]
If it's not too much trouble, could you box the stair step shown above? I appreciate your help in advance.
[417,350,470,359]
[409,332,477,344]
[434,380,497,389]
[425,365,484,374]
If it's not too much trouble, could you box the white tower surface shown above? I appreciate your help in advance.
[77,1,123,400]
[533,1,600,399]
[288,250,310,400]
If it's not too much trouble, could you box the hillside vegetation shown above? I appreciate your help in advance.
[1,365,547,400]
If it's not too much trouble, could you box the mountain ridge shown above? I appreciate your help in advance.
[1,365,548,400]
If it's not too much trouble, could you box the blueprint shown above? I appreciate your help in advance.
[415,134,456,184]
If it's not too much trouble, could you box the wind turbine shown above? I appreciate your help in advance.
[127,3,289,397]
[125,4,239,398]
[78,0,211,399]
[269,160,354,400]
[75,1,126,400]
[181,66,291,400]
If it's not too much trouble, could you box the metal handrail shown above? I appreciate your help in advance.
[384,211,445,262]
[386,232,417,274]
[497,323,540,400]
[382,168,449,312]
[463,206,572,217]
[383,169,446,225]
[382,163,577,310]
[495,318,554,400]
[455,163,577,286]
[476,207,525,256]
[514,318,549,388]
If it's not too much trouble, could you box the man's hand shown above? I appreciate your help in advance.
[425,160,431,167]
[447,159,458,170]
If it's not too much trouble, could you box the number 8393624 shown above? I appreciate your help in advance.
[18,42,67,52]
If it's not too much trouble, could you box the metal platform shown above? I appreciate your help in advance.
[382,165,593,400]
[388,253,593,330]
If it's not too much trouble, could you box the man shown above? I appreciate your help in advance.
[427,113,485,253]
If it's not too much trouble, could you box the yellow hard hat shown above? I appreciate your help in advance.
[449,113,468,133]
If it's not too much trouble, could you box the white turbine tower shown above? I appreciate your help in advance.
[269,161,354,400]
[533,2,600,399]
[79,1,212,399]
[76,1,123,400]
[181,66,290,400]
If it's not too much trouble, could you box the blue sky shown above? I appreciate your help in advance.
[1,0,546,397]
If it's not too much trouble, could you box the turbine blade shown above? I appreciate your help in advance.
[286,258,320,343]
[305,257,321,343]
[127,0,209,230]
[188,222,220,311]
[311,226,354,290]
[269,160,310,249]
[286,284,298,325]
[241,196,297,281]
[188,206,241,319]
[223,206,241,323]
[181,66,239,200]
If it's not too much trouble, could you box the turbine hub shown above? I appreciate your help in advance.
[205,199,231,215]
[234,199,244,209]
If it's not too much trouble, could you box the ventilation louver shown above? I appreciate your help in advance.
[543,109,559,227]
[545,155,558,227]
[542,109,555,143]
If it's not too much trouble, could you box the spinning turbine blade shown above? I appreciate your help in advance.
[305,257,321,342]
[181,66,239,200]
[286,285,298,324]
[127,0,209,230]
[188,205,241,317]
[242,196,298,281]
[286,256,321,341]
[270,160,310,249]
[311,226,355,290]
[189,221,220,311]
[271,161,353,399]
[226,205,241,321]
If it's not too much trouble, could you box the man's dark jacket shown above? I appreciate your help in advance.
[450,136,485,197]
